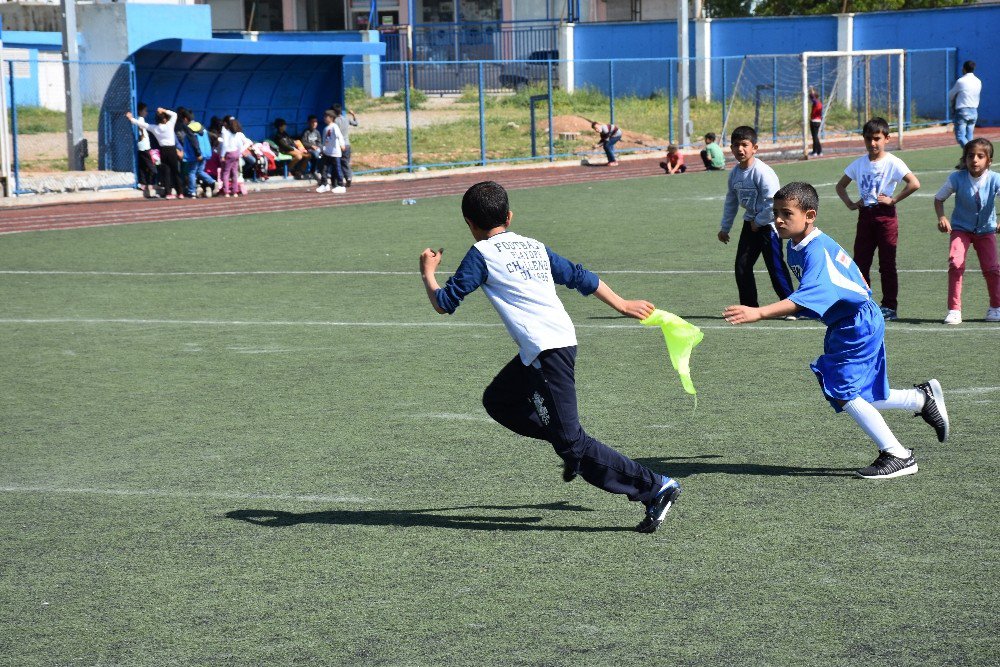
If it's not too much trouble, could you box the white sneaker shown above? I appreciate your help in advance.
[315,184,330,193]
[944,310,962,325]
[332,186,347,194]
[986,307,1000,322]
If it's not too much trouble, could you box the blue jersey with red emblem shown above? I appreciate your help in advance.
[786,228,872,326]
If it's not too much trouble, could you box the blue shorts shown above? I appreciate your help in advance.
[810,299,890,412]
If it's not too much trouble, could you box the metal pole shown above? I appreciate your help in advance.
[0,34,12,196]
[772,57,778,142]
[546,61,554,161]
[404,65,413,172]
[668,60,674,144]
[61,0,85,171]
[609,60,615,125]
[897,51,904,149]
[677,0,690,147]
[720,60,726,146]
[478,61,486,166]
[801,54,809,158]
[10,74,20,195]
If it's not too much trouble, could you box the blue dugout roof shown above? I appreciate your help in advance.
[130,37,384,147]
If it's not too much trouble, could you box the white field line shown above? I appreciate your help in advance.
[0,317,993,334]
[0,268,947,276]
[0,485,372,503]
[411,412,494,422]
[948,386,1000,395]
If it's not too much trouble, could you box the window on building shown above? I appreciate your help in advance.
[307,0,347,30]
[244,0,283,31]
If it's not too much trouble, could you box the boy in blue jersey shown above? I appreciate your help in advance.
[717,126,795,308]
[724,182,949,479]
[419,181,680,532]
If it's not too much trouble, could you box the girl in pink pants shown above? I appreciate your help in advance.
[218,116,249,197]
[933,138,1000,324]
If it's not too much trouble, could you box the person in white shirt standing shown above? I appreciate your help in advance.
[316,109,346,194]
[949,60,982,167]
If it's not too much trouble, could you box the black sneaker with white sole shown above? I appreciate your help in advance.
[856,450,918,479]
[636,479,681,533]
[914,379,949,442]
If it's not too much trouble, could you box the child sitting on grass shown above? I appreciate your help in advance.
[659,145,687,174]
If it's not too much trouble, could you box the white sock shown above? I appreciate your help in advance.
[871,388,925,412]
[843,397,910,458]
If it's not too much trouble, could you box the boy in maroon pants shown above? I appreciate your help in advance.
[835,117,920,320]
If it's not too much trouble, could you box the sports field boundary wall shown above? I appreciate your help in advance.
[571,5,999,124]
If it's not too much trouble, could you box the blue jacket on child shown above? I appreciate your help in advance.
[942,170,1000,235]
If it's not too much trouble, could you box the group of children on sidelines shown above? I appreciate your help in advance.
[126,104,358,199]
[418,112,998,533]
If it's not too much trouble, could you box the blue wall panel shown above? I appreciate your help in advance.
[853,5,1000,124]
[711,16,837,58]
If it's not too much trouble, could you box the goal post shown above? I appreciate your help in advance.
[801,49,905,158]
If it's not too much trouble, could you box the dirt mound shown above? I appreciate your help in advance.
[540,115,665,150]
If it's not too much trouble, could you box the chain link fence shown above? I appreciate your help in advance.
[4,59,135,195]
[344,48,955,176]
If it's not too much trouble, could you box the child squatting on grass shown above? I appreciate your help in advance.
[419,181,680,533]
[723,182,950,479]
[932,137,1000,325]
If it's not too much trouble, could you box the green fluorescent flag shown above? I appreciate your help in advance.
[639,309,704,396]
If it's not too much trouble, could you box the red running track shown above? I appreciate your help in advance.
[1,128,993,235]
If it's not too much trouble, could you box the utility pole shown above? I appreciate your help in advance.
[677,0,691,146]
[61,0,85,171]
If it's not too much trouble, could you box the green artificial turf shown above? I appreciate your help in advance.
[0,145,997,666]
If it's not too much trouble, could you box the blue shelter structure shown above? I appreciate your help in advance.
[101,36,384,173]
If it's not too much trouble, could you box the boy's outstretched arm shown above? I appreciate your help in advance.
[592,280,655,320]
[835,175,861,210]
[723,299,800,324]
[420,248,447,314]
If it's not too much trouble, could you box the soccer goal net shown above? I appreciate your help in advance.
[802,50,904,155]
[718,49,905,156]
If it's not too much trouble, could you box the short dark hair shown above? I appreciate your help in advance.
[323,109,335,120]
[862,117,890,137]
[274,118,286,128]
[462,181,509,231]
[137,101,147,113]
[731,126,757,145]
[774,182,819,213]
[961,137,994,166]
[705,132,716,142]
[963,60,976,73]
[177,108,192,122]
[332,104,343,115]
[307,114,318,122]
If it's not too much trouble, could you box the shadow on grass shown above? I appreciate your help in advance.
[636,454,855,478]
[225,500,634,533]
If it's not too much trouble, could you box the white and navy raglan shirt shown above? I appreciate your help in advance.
[435,231,600,365]
[720,158,781,233]
[786,228,872,326]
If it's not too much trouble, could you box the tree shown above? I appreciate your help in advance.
[753,0,973,16]
[702,0,754,18]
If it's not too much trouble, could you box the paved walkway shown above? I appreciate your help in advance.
[1,126,992,235]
